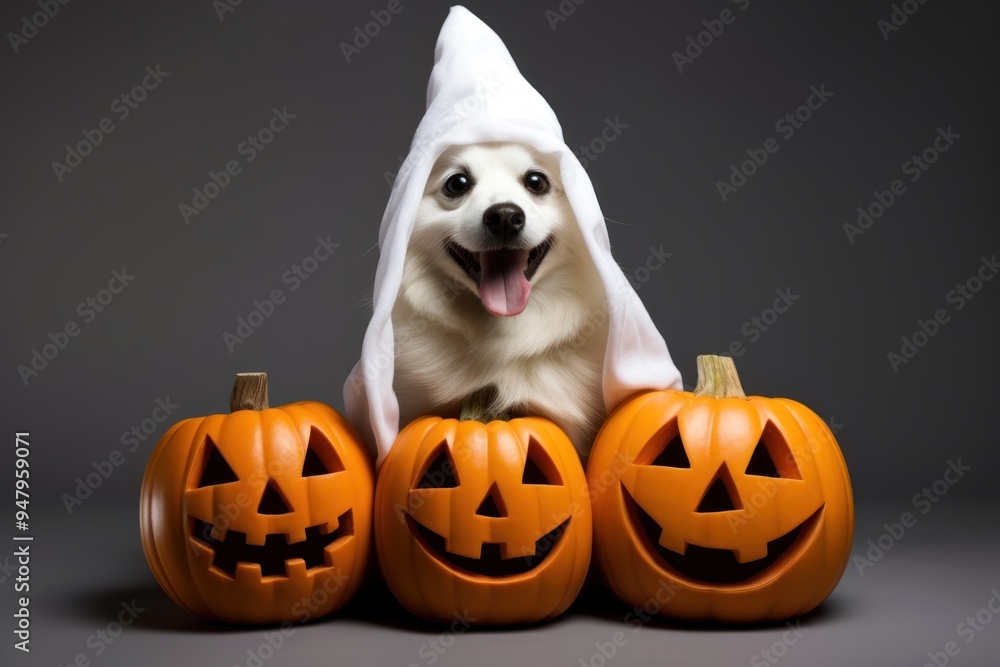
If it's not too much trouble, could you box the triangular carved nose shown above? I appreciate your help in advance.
[257,479,292,515]
[696,464,742,513]
[476,482,507,518]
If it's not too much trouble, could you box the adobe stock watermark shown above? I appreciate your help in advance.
[577,577,682,667]
[545,0,587,31]
[716,84,834,202]
[213,0,245,21]
[383,72,501,188]
[877,0,932,42]
[728,416,844,535]
[222,235,340,352]
[51,65,170,182]
[233,626,296,667]
[179,106,296,224]
[920,588,1000,667]
[522,453,652,569]
[16,267,136,386]
[843,126,960,244]
[726,287,800,358]
[394,439,476,520]
[853,458,970,577]
[7,0,73,54]
[289,569,352,622]
[671,0,752,73]
[55,599,146,665]
[340,0,414,63]
[886,253,996,373]
[750,619,809,666]
[61,396,180,514]
[564,245,673,351]
[406,611,477,667]
[0,556,16,585]
[231,569,352,667]
[190,457,306,545]
[351,277,473,401]
[574,117,629,169]
[625,245,672,292]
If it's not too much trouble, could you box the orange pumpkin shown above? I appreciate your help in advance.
[588,355,853,623]
[140,372,373,624]
[375,389,591,625]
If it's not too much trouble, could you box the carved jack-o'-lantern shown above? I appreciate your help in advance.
[375,391,591,625]
[140,373,374,624]
[588,356,853,623]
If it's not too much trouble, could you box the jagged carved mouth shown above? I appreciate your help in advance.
[447,237,552,285]
[405,513,569,578]
[189,509,353,578]
[622,487,824,585]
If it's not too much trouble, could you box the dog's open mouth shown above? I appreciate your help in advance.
[189,510,353,578]
[447,238,552,317]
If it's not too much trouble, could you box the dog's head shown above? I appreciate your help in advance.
[408,142,580,317]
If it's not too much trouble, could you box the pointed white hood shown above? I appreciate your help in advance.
[344,6,681,466]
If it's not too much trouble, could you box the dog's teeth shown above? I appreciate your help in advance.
[447,241,483,282]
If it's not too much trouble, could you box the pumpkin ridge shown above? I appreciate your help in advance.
[141,419,205,619]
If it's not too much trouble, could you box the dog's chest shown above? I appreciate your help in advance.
[393,315,605,420]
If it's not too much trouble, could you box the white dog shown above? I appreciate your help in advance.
[390,142,610,457]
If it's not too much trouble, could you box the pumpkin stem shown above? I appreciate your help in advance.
[693,355,747,399]
[459,385,509,423]
[230,372,269,412]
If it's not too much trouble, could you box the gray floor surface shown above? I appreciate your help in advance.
[3,501,999,667]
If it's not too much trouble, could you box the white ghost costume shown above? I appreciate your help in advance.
[344,5,682,467]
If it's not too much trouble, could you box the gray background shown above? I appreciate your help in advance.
[1,0,998,665]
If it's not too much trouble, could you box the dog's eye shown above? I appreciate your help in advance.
[524,171,550,195]
[443,173,471,197]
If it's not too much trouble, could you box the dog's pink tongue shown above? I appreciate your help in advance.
[477,249,531,316]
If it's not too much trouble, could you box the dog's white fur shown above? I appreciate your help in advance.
[391,143,609,457]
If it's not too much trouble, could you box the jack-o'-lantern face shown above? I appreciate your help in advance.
[403,435,571,577]
[375,416,591,625]
[141,374,374,625]
[620,406,825,585]
[183,423,357,584]
[588,356,853,623]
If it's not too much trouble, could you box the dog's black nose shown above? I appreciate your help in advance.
[482,203,525,239]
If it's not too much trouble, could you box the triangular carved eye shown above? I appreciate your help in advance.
[197,436,238,487]
[302,428,344,477]
[637,421,690,468]
[745,441,779,477]
[650,435,691,468]
[522,438,562,485]
[417,443,459,489]
[745,421,802,480]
